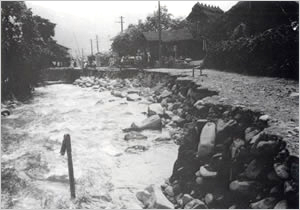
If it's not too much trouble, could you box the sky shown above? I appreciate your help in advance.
[26,1,237,57]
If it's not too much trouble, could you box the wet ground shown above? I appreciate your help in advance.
[1,84,178,209]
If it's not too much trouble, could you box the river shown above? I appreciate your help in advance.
[1,84,178,209]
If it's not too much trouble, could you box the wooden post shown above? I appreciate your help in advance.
[60,134,76,199]
[192,67,195,77]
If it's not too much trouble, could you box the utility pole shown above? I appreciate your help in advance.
[96,35,99,53]
[81,48,84,68]
[158,1,162,67]
[90,39,93,56]
[117,16,125,33]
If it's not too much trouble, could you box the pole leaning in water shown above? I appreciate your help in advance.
[60,134,76,199]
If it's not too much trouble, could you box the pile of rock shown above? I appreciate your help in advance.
[74,76,151,102]
[147,76,299,209]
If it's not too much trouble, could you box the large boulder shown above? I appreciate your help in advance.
[148,103,164,116]
[197,122,216,158]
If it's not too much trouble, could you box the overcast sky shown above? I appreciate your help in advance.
[26,1,237,57]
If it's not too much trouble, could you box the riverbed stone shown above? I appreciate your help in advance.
[274,200,288,209]
[209,153,223,171]
[111,90,126,98]
[148,103,164,116]
[1,109,10,116]
[250,132,267,145]
[127,88,140,94]
[254,140,281,156]
[161,98,168,107]
[179,194,194,207]
[199,166,217,178]
[165,185,175,197]
[195,176,204,185]
[269,184,282,195]
[284,180,296,194]
[184,199,208,209]
[231,138,245,159]
[204,193,214,206]
[274,162,289,180]
[259,114,270,121]
[229,180,259,195]
[249,197,277,209]
[154,132,171,142]
[124,131,147,141]
[243,159,265,179]
[126,93,141,101]
[267,170,281,182]
[172,115,185,126]
[160,90,172,99]
[136,185,174,209]
[245,127,260,143]
[125,145,148,153]
[172,183,181,196]
[131,115,162,131]
[288,156,299,181]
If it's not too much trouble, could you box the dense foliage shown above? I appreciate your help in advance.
[204,24,299,79]
[204,1,299,80]
[1,1,69,100]
[209,1,299,41]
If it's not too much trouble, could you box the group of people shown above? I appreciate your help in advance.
[120,50,152,70]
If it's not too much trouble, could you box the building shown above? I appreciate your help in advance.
[51,43,71,67]
[142,28,202,61]
[186,2,224,36]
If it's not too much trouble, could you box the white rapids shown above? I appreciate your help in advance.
[1,84,178,209]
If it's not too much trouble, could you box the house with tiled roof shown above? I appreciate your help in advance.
[142,28,202,61]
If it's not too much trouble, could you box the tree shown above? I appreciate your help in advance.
[111,24,146,56]
[138,6,187,32]
[111,5,188,56]
[1,1,68,99]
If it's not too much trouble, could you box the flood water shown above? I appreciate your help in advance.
[1,84,178,209]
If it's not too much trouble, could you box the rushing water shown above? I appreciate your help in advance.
[1,84,178,209]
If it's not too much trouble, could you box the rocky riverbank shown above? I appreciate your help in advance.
[73,71,298,209]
